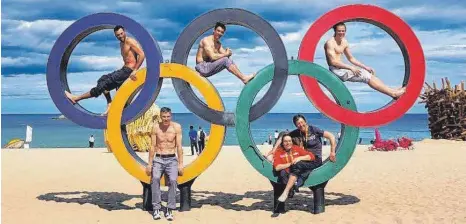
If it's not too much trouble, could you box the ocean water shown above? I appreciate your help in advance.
[1,113,430,148]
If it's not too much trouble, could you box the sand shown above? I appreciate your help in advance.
[2,139,466,223]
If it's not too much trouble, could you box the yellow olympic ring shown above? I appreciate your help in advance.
[106,63,226,184]
[103,129,111,152]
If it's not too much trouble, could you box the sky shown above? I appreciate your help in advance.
[1,0,466,115]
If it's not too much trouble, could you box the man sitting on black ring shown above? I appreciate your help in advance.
[195,22,255,84]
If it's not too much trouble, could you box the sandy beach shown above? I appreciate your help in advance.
[2,140,466,223]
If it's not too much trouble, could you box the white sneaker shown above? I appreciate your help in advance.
[153,209,162,220]
[278,191,289,202]
[165,208,174,221]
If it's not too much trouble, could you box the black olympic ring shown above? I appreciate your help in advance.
[171,8,288,127]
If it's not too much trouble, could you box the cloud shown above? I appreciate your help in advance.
[3,0,466,114]
[270,21,304,31]
[71,55,124,70]
[392,5,466,22]
[2,53,48,67]
[2,19,74,52]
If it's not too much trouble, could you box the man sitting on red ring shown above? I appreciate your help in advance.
[195,22,255,84]
[273,133,321,203]
[324,22,405,99]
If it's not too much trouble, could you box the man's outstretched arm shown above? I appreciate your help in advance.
[129,39,145,70]
[146,125,157,175]
[128,39,145,80]
[344,45,372,72]
[175,123,184,175]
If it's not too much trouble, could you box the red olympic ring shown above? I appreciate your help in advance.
[298,5,425,127]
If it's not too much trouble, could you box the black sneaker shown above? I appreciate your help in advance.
[165,208,174,221]
[153,209,162,220]
[288,189,295,198]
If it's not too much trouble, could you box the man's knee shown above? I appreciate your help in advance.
[90,86,104,98]
[151,175,161,184]
[350,69,372,84]
[168,178,177,187]
[90,75,112,97]
[220,57,234,68]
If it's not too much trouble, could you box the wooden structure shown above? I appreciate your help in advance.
[125,104,161,152]
[420,78,465,141]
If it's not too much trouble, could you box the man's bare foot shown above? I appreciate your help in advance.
[242,73,256,84]
[392,87,406,99]
[64,91,77,104]
[101,104,111,116]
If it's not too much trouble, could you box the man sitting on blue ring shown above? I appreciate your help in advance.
[64,25,144,115]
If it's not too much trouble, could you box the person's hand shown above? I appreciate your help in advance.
[351,67,362,76]
[129,70,137,81]
[145,164,152,176]
[365,66,375,75]
[329,152,336,162]
[178,164,184,176]
[292,157,301,164]
[225,48,232,57]
[265,154,274,162]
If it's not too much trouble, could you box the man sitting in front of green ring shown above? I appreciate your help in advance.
[273,133,321,196]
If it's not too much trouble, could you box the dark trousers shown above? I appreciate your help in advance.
[278,160,321,187]
[198,140,205,153]
[90,66,133,97]
[190,140,198,155]
[89,141,94,148]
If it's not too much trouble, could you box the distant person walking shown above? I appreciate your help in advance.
[189,126,199,156]
[197,126,206,153]
[89,135,95,148]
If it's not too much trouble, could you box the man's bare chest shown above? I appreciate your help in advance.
[334,44,346,54]
[156,129,176,141]
[206,42,221,53]
[120,44,132,55]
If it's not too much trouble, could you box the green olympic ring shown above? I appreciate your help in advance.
[235,60,360,187]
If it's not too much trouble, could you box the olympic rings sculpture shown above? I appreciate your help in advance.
[47,5,425,186]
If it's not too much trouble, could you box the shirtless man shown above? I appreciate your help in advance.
[324,22,405,99]
[145,107,183,221]
[65,25,145,114]
[195,22,255,84]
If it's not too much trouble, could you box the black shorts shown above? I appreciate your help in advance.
[90,66,133,97]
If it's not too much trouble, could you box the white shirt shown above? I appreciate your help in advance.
[274,132,279,138]
[89,136,95,142]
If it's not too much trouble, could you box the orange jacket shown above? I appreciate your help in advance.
[273,145,315,173]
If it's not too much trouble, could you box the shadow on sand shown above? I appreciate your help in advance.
[37,189,360,212]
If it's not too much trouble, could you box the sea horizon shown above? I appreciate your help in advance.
[2,113,431,148]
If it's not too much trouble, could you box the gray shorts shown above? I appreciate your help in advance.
[195,57,234,77]
[329,66,372,84]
